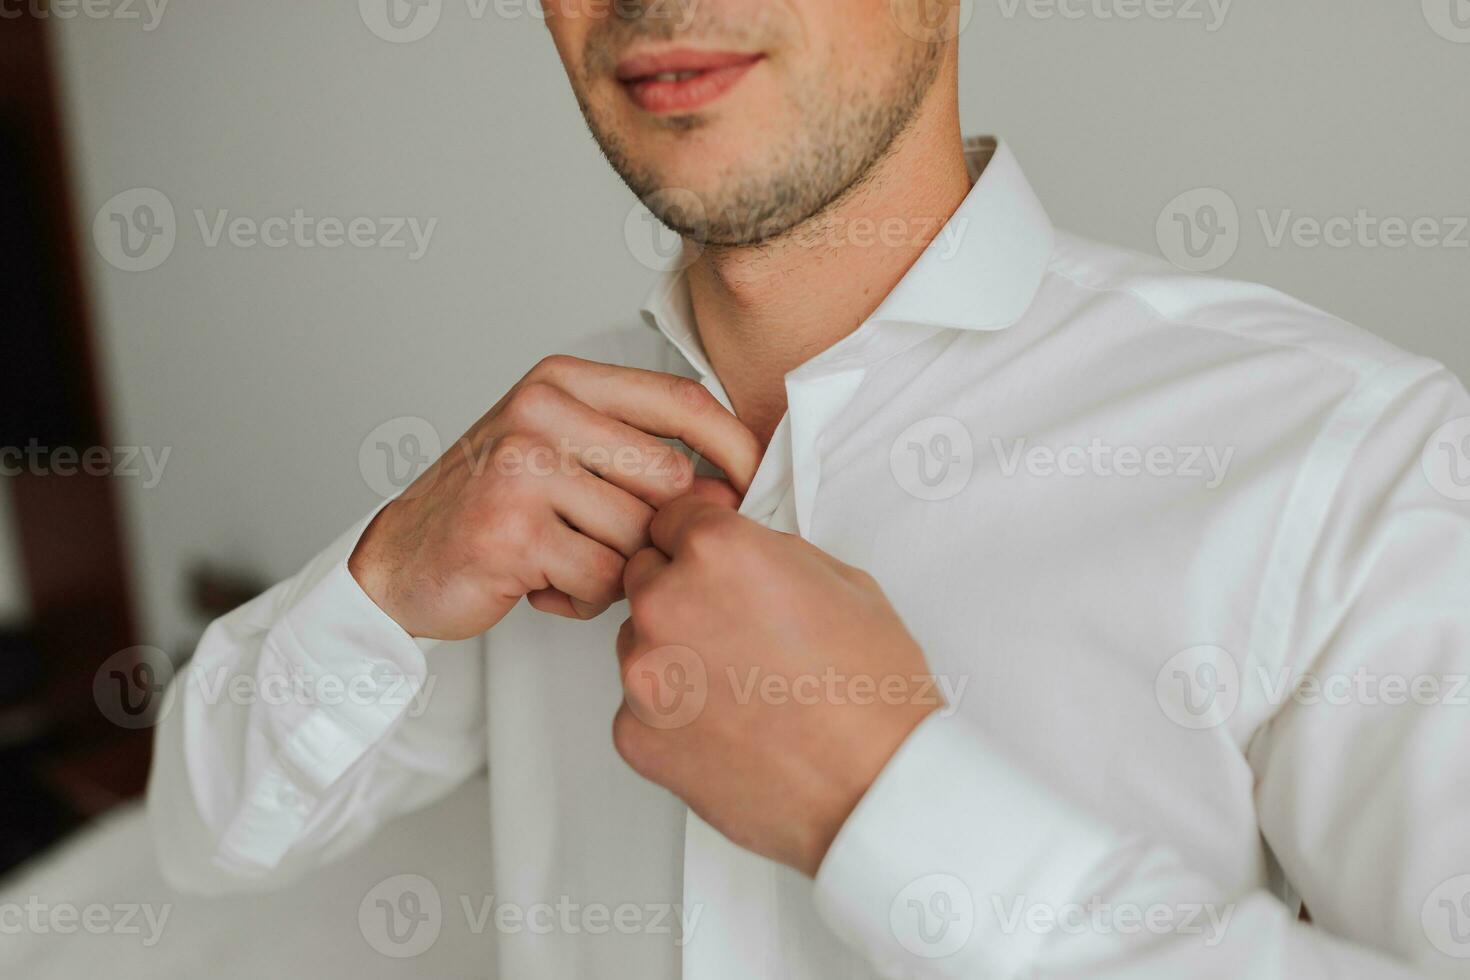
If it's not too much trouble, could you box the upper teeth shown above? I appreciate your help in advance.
[654,71,700,82]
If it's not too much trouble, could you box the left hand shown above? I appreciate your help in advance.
[613,482,944,877]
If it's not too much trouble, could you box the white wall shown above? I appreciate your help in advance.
[50,1,1470,650]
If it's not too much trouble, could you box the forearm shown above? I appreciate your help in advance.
[146,512,486,895]
[812,713,1440,979]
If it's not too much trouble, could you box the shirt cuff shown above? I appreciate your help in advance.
[214,556,430,871]
[812,711,1124,978]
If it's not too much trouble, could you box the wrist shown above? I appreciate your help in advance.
[801,697,941,877]
[347,504,410,629]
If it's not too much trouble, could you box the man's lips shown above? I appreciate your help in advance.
[614,49,765,114]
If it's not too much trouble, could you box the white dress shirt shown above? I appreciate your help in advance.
[148,137,1470,978]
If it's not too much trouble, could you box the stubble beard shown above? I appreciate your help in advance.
[577,22,945,249]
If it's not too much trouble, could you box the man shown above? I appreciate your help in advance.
[148,1,1469,976]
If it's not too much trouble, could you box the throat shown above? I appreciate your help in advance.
[681,96,972,450]
[725,377,794,450]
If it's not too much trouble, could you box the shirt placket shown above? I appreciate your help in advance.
[681,364,870,980]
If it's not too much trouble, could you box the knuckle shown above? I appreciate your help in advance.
[667,376,713,415]
[591,555,628,605]
[490,431,538,459]
[504,381,562,425]
[486,432,543,479]
[659,449,695,492]
[572,600,612,622]
[489,504,543,561]
[527,353,580,384]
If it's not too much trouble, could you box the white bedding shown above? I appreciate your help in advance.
[0,777,498,978]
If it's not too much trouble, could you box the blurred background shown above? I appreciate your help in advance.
[0,0,1466,912]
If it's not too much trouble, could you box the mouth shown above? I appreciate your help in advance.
[614,49,766,115]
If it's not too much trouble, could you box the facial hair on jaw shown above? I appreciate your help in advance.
[576,3,946,249]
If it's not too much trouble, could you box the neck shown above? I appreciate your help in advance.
[685,67,970,446]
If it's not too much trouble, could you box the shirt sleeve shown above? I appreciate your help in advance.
[146,508,488,895]
[812,366,1470,978]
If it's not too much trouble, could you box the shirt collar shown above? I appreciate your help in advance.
[638,136,1055,378]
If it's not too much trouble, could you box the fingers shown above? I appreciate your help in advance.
[615,616,638,673]
[623,546,670,599]
[527,588,586,619]
[649,492,741,559]
[527,356,762,494]
[496,381,699,508]
[686,476,742,509]
[532,479,750,621]
[549,467,656,558]
[539,522,626,619]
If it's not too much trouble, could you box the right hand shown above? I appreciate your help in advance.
[348,355,762,640]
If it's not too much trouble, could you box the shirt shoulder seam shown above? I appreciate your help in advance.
[1240,355,1449,753]
[1044,262,1394,378]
